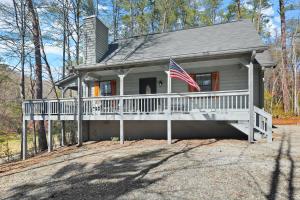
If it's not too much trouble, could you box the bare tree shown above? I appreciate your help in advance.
[291,22,300,115]
[27,0,47,151]
[279,0,291,113]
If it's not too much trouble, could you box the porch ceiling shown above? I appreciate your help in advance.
[75,51,253,73]
[85,56,248,78]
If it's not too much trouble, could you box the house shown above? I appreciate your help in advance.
[22,16,276,160]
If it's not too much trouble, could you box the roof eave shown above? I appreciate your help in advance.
[75,46,268,72]
[55,74,78,88]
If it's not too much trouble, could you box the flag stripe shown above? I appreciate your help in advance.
[169,59,200,91]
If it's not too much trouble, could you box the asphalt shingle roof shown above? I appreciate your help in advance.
[100,20,268,65]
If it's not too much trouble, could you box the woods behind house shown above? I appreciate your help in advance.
[0,0,299,159]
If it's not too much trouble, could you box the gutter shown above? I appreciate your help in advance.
[74,46,268,72]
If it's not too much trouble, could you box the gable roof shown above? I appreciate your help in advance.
[102,20,267,63]
[75,19,274,72]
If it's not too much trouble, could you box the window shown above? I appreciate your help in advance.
[100,81,112,96]
[196,73,212,91]
[89,80,114,97]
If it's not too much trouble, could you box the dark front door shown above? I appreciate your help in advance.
[139,78,157,94]
[139,78,157,112]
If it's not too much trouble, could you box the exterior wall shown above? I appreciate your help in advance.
[84,120,246,140]
[85,64,249,96]
[253,65,263,107]
[83,16,108,65]
[123,65,249,94]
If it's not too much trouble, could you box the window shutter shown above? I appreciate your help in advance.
[111,80,117,95]
[188,74,197,92]
[94,81,99,96]
[212,72,220,91]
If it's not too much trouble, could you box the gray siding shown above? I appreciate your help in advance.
[253,65,262,107]
[122,65,248,95]
[84,64,251,96]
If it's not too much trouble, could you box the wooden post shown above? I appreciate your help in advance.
[48,102,52,152]
[248,61,254,143]
[77,75,83,146]
[61,90,65,146]
[267,116,272,143]
[22,116,27,160]
[119,74,125,144]
[165,71,172,144]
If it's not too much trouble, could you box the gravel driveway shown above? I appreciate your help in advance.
[0,125,299,200]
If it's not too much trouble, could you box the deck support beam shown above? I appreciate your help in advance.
[77,75,83,146]
[22,117,27,160]
[48,119,52,152]
[61,91,65,146]
[166,70,172,144]
[248,52,255,143]
[119,74,126,144]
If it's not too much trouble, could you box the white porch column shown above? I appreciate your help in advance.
[165,71,172,144]
[22,115,27,160]
[48,103,53,152]
[248,61,254,143]
[118,74,125,144]
[77,75,83,146]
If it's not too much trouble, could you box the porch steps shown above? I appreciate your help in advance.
[229,121,264,141]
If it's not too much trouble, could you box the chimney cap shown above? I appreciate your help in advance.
[83,15,97,20]
[83,15,108,29]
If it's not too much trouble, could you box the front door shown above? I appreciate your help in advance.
[139,78,157,94]
[139,78,157,112]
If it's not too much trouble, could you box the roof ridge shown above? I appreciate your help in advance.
[114,19,250,42]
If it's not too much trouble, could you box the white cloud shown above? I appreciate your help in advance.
[1,0,13,6]
[262,7,275,16]
[44,45,62,56]
[97,4,109,11]
[262,7,280,38]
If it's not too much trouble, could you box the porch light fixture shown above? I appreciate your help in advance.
[159,80,163,87]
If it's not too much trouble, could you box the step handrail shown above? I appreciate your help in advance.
[253,106,272,143]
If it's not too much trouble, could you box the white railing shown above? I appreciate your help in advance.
[254,106,272,137]
[23,90,249,116]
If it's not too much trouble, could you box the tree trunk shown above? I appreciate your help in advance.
[236,0,241,19]
[257,0,262,33]
[279,0,291,113]
[112,0,119,41]
[76,0,81,65]
[27,0,47,151]
[292,26,299,115]
[29,59,37,154]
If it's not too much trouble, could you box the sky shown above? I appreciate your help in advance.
[0,0,299,81]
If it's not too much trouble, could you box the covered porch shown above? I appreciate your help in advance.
[21,54,272,160]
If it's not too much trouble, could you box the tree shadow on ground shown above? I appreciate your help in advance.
[267,131,295,200]
[5,140,217,200]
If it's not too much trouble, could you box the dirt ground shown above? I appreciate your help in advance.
[0,125,299,200]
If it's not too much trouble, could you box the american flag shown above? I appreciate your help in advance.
[169,59,200,91]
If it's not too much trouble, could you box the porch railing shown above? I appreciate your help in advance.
[24,90,249,116]
[254,106,272,138]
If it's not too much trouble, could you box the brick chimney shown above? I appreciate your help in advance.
[83,16,108,65]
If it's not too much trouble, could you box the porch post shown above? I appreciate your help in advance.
[248,60,254,143]
[22,109,27,160]
[61,89,66,146]
[48,101,53,152]
[119,74,125,144]
[165,71,172,144]
[77,75,83,146]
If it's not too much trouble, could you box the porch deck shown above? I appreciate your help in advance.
[24,90,250,121]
